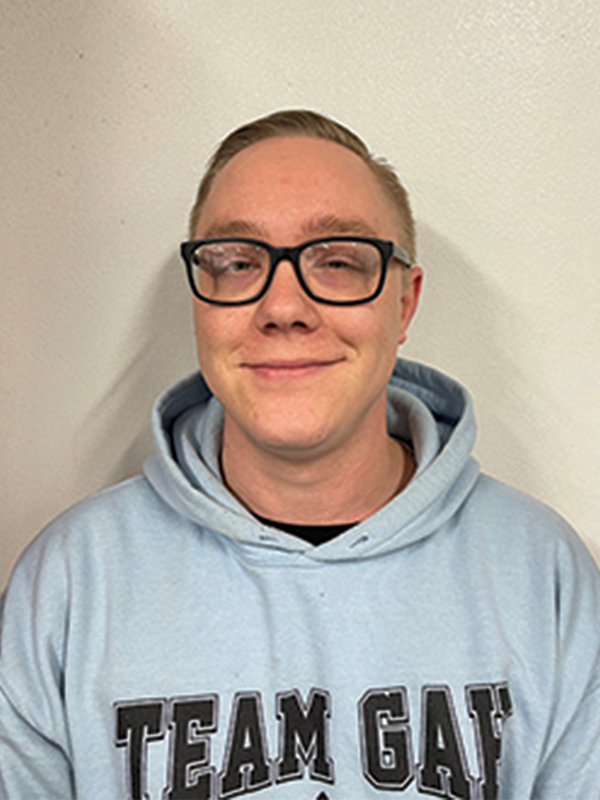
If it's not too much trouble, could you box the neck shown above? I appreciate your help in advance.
[220,418,414,526]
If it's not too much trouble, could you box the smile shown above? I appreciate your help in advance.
[243,359,344,381]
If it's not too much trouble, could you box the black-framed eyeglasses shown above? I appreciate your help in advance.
[180,236,412,306]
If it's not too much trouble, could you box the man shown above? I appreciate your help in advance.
[1,110,599,799]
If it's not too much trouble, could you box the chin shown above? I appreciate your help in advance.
[244,414,335,459]
[255,426,331,457]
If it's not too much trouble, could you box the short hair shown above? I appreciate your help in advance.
[189,109,416,261]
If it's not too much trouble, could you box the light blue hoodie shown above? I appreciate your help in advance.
[1,358,599,799]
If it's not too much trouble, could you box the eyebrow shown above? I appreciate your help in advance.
[300,214,380,239]
[202,219,266,239]
[201,214,381,242]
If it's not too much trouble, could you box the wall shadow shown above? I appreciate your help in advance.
[403,221,544,495]
[78,253,197,489]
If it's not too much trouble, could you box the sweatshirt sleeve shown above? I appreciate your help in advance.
[531,530,600,799]
[0,531,75,799]
[532,682,600,799]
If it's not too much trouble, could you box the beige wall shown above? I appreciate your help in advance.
[2,0,599,588]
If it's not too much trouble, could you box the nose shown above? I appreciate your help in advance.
[253,258,320,331]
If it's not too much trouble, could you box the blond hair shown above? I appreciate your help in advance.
[189,109,416,261]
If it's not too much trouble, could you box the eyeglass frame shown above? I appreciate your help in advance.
[180,235,412,307]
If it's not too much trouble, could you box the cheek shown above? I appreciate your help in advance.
[193,303,251,388]
[372,289,405,351]
[370,302,405,377]
[193,303,233,351]
[336,303,402,374]
[192,304,227,382]
[192,304,210,365]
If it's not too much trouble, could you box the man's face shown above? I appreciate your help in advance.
[192,136,421,462]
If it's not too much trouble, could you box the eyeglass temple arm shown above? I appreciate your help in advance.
[392,244,412,268]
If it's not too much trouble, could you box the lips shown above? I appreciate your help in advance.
[243,358,344,380]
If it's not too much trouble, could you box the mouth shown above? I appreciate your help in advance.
[242,358,344,381]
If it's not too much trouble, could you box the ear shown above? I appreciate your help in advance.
[398,266,423,345]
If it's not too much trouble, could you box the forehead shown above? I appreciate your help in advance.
[195,136,401,241]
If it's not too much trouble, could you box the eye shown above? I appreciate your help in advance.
[225,258,255,273]
[195,245,264,275]
[321,256,355,270]
[310,245,368,273]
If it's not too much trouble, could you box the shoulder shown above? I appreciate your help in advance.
[465,473,586,546]
[1,475,202,675]
[4,476,184,599]
[461,473,600,604]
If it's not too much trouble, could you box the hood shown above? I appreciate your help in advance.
[144,358,480,562]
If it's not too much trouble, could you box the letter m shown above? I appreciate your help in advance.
[276,689,334,784]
